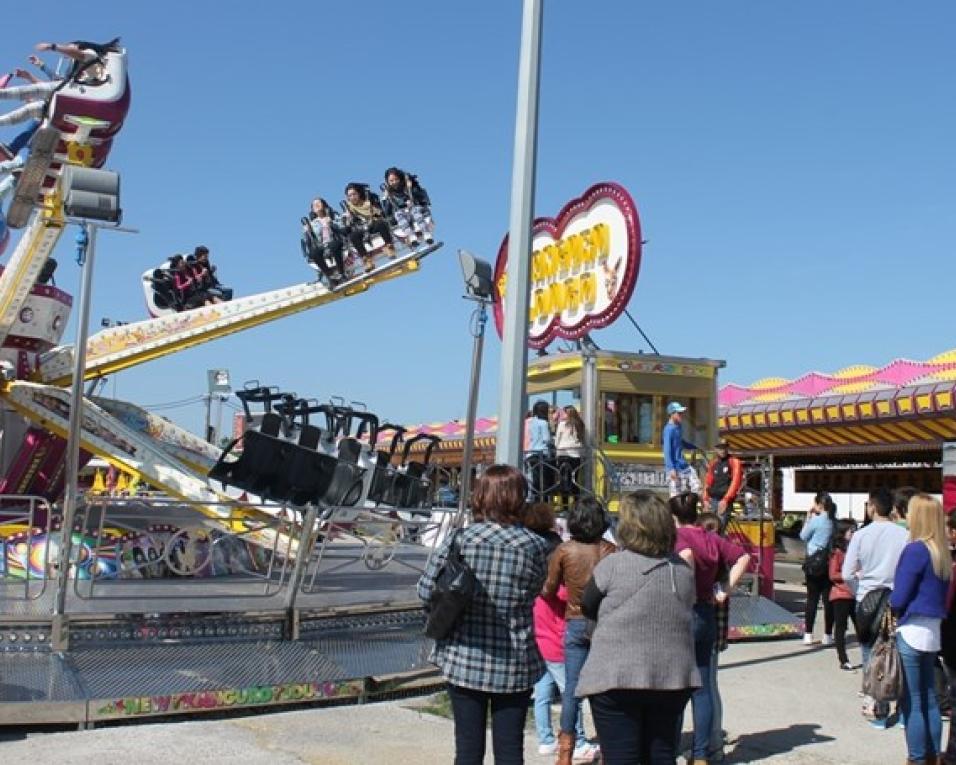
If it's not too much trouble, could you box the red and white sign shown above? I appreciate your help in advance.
[493,182,642,349]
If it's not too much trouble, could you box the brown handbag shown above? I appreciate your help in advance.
[862,609,903,703]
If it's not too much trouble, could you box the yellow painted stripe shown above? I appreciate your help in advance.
[45,258,427,385]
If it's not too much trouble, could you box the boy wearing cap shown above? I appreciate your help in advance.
[663,401,701,497]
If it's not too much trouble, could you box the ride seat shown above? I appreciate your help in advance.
[208,413,289,498]
[320,437,366,507]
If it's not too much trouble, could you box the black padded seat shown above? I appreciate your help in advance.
[320,438,366,507]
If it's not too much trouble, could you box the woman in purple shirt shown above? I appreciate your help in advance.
[671,492,750,765]
[890,494,950,765]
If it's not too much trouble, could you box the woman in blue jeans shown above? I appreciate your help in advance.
[541,498,614,764]
[671,493,750,764]
[890,493,950,765]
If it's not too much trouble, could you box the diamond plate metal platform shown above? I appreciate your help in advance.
[728,594,803,640]
[0,608,434,725]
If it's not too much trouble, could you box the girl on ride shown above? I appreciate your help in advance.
[301,197,348,286]
[342,183,395,273]
[381,167,434,247]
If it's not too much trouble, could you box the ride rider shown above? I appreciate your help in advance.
[380,167,434,247]
[0,39,119,131]
[301,197,348,285]
[342,183,395,273]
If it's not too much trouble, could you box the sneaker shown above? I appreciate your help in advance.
[822,634,834,646]
[537,742,557,756]
[840,661,856,671]
[803,633,815,646]
[572,743,600,762]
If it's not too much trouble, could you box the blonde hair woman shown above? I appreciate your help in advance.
[890,493,951,764]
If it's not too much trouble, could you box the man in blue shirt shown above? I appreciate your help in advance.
[662,401,701,497]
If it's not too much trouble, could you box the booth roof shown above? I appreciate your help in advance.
[719,348,956,409]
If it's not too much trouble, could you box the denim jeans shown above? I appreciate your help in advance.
[447,684,532,765]
[897,634,942,763]
[709,645,724,760]
[561,618,591,734]
[590,688,691,765]
[533,660,587,748]
[684,602,717,759]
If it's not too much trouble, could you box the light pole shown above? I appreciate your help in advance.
[51,166,137,650]
[496,0,543,467]
[457,250,495,526]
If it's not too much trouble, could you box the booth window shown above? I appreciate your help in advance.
[603,393,654,444]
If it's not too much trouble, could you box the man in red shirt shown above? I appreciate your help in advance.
[703,440,744,533]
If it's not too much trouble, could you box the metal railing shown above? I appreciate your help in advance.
[69,496,304,601]
[0,495,55,601]
[299,506,459,594]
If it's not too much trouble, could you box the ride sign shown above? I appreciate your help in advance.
[493,182,642,350]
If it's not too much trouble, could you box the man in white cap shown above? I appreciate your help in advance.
[662,401,701,497]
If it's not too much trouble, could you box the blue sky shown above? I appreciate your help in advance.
[6,1,956,436]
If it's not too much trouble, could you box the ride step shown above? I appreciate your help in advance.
[6,127,59,229]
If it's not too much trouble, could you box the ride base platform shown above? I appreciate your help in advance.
[0,498,802,728]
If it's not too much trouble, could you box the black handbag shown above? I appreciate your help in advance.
[857,587,891,646]
[801,547,830,579]
[424,531,476,640]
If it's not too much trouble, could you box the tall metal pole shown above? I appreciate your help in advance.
[495,0,543,467]
[52,222,97,647]
[204,394,214,444]
[457,299,489,525]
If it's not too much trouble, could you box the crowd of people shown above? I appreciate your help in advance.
[524,401,588,508]
[148,245,231,312]
[797,485,956,765]
[417,464,752,765]
[300,168,434,287]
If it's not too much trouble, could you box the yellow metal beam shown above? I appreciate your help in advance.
[39,252,432,386]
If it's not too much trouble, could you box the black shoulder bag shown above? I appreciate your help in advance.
[424,530,476,640]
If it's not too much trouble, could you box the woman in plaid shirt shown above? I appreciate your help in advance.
[418,465,549,765]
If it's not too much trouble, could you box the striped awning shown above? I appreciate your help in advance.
[719,380,956,461]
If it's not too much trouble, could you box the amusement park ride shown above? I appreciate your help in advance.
[0,44,452,725]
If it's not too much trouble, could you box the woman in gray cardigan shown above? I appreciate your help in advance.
[577,490,700,765]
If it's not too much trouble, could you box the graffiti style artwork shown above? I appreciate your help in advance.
[94,679,364,717]
[0,526,280,581]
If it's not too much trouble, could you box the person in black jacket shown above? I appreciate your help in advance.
[342,183,395,273]
[381,167,434,246]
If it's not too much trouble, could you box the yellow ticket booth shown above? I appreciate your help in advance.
[526,349,724,508]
